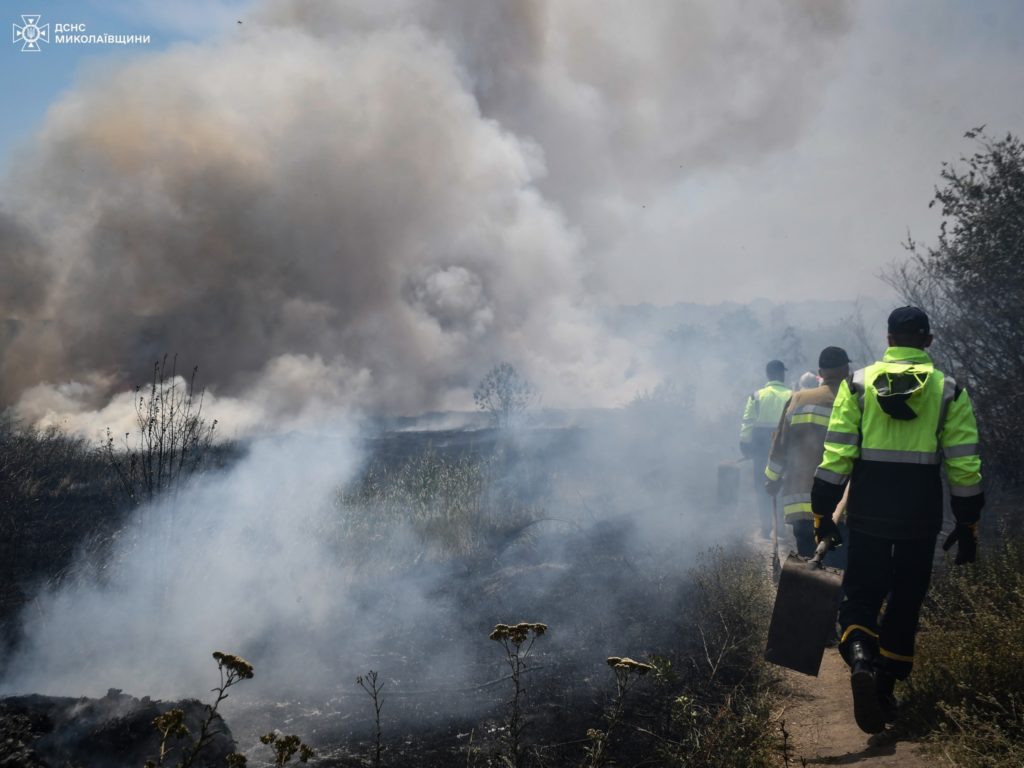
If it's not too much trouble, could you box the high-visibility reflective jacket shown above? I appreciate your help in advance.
[765,382,843,522]
[814,347,982,538]
[740,380,792,451]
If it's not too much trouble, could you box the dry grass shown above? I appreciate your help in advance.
[900,537,1024,767]
[334,448,543,564]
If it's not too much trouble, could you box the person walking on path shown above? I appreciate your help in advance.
[811,306,984,734]
[740,360,792,538]
[765,346,851,560]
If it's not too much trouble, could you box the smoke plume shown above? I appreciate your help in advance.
[0,0,851,429]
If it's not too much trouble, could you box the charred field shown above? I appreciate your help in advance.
[0,415,779,767]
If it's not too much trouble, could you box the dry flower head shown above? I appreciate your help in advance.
[213,651,255,680]
[489,622,548,643]
[260,731,314,764]
[606,656,655,675]
[152,707,190,739]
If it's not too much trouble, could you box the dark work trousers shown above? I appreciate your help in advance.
[838,529,936,679]
[791,519,816,557]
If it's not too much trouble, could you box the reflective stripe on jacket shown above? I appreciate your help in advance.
[740,380,792,447]
[814,346,982,538]
[766,383,842,522]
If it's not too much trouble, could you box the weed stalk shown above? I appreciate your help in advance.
[357,670,385,767]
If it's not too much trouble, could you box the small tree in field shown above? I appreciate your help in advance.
[103,355,217,504]
[473,363,535,428]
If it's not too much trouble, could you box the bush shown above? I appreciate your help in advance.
[0,415,119,635]
[900,539,1024,766]
[0,414,107,512]
[655,548,778,767]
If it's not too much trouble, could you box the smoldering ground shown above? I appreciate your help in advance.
[1,0,852,429]
[0,402,741,747]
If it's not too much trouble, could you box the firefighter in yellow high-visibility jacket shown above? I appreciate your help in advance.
[811,306,984,735]
[764,346,851,558]
[740,360,792,538]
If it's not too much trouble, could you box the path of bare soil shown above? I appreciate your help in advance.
[776,648,930,767]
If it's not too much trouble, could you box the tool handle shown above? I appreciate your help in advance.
[809,539,830,569]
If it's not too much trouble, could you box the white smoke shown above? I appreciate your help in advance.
[0,430,441,698]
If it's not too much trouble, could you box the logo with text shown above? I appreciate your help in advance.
[12,14,49,51]
[11,14,150,52]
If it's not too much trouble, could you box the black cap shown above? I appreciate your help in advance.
[818,346,850,369]
[766,359,787,374]
[888,306,930,335]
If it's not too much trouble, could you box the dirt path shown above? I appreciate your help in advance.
[775,648,931,767]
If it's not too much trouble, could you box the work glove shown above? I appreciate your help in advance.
[811,476,845,518]
[942,523,977,565]
[944,492,985,565]
[951,492,985,525]
[764,477,782,497]
[813,513,842,550]
[810,476,845,549]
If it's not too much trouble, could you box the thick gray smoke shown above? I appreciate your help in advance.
[0,0,851,429]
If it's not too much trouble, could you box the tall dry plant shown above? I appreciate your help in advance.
[583,657,655,768]
[357,670,385,767]
[490,622,547,768]
[103,355,217,505]
[145,651,253,768]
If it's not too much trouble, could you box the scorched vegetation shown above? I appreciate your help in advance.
[1,392,785,767]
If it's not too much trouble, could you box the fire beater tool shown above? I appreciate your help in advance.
[770,495,781,583]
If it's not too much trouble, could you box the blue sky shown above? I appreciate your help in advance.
[1,1,249,173]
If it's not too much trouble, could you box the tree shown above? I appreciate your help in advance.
[473,363,535,428]
[886,129,1024,485]
[774,325,806,374]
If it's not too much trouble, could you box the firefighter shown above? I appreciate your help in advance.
[764,347,851,558]
[740,360,792,538]
[811,306,983,734]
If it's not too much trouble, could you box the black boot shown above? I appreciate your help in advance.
[848,641,885,734]
[875,669,898,724]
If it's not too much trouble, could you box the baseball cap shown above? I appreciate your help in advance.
[818,346,850,369]
[888,306,930,335]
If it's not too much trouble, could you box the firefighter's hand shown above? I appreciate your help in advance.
[942,523,977,566]
[764,477,782,497]
[813,514,842,550]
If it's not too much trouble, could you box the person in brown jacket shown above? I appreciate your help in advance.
[764,346,851,557]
